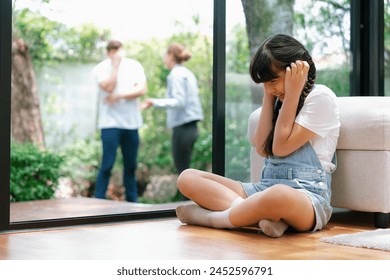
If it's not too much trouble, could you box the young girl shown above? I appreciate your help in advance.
[175,34,340,238]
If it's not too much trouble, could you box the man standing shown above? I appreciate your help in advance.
[93,40,147,202]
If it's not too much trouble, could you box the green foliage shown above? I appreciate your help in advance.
[128,21,214,175]
[10,143,63,202]
[139,126,175,174]
[12,8,67,67]
[62,23,111,63]
[224,102,252,182]
[192,132,213,171]
[12,8,110,68]
[225,132,251,182]
[60,137,102,196]
[227,24,250,73]
[385,0,390,73]
[294,0,350,57]
[11,8,215,201]
[316,66,350,97]
[226,73,252,103]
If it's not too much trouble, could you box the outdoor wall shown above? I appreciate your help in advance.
[37,62,98,149]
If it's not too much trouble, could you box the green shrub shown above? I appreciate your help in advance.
[60,137,102,197]
[225,132,251,182]
[10,142,63,202]
[317,66,350,97]
[191,132,213,171]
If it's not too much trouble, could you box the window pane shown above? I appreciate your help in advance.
[11,0,213,223]
[385,0,390,96]
[225,0,351,182]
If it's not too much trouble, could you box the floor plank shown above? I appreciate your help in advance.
[1,209,389,260]
[10,197,181,222]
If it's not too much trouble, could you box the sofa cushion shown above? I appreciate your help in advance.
[331,149,390,212]
[337,97,390,150]
[248,97,390,151]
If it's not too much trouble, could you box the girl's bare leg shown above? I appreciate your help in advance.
[177,183,315,237]
[176,168,247,229]
[229,184,315,232]
[176,169,315,237]
[177,168,247,211]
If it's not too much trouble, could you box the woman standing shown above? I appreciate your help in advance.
[142,43,204,200]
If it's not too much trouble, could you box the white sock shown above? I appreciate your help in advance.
[231,197,244,208]
[259,219,289,238]
[176,204,235,229]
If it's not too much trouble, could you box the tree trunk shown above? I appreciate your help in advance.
[241,0,295,106]
[11,38,45,147]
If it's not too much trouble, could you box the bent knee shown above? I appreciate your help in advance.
[177,168,201,195]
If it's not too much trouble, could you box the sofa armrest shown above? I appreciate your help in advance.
[247,107,264,182]
[247,107,261,146]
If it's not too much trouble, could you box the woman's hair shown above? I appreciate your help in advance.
[249,34,316,156]
[167,43,192,64]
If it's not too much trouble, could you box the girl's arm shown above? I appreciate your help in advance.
[253,83,276,157]
[272,61,315,157]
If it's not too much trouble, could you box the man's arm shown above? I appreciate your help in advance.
[99,55,121,93]
[105,80,147,104]
[120,80,147,100]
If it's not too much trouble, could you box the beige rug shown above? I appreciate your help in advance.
[320,229,390,251]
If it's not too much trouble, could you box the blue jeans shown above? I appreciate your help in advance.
[95,128,139,202]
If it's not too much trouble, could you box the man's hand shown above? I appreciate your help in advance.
[111,54,122,69]
[105,94,119,104]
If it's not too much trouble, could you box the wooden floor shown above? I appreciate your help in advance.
[1,198,390,260]
[10,197,179,222]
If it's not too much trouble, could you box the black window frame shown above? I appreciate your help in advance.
[0,0,385,232]
[351,0,384,96]
[0,0,12,232]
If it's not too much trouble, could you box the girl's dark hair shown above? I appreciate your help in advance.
[249,34,316,156]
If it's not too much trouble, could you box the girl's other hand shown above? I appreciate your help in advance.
[263,82,277,102]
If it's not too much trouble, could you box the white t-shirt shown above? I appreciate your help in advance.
[295,84,340,172]
[93,57,146,129]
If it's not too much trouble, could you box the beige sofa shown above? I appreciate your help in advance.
[248,96,390,228]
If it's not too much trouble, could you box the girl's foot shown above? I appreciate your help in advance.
[258,219,288,238]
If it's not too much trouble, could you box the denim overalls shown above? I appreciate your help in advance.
[242,142,335,231]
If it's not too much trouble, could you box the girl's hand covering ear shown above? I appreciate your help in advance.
[284,60,309,98]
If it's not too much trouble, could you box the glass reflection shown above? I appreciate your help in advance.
[225,0,351,181]
[10,0,213,222]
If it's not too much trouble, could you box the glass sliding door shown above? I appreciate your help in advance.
[0,0,12,232]
[225,0,351,182]
[9,0,213,228]
[385,0,390,96]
